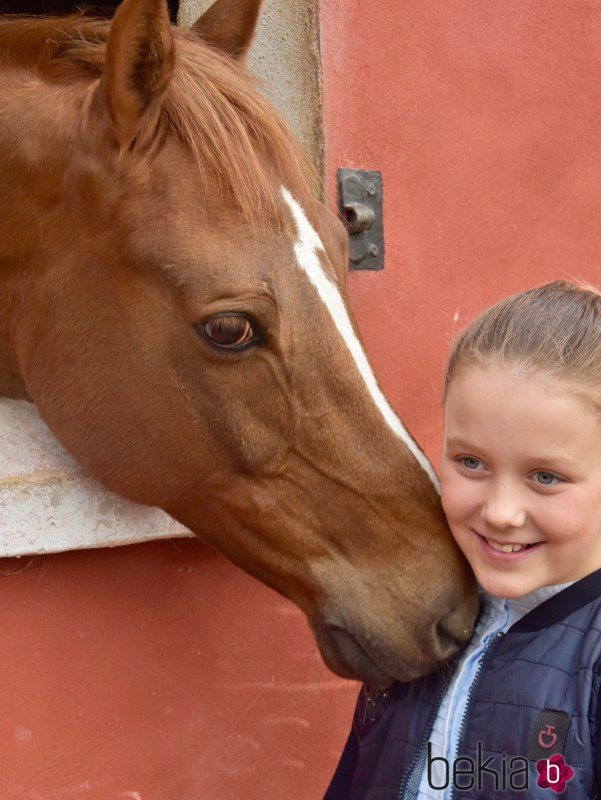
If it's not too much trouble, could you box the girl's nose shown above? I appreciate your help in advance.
[480,482,527,529]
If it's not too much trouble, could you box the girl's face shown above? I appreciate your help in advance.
[441,363,601,598]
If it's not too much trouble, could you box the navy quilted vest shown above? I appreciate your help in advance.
[324,569,601,800]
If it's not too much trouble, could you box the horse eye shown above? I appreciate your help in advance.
[198,315,258,349]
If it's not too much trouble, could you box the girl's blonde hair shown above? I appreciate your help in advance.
[445,280,601,404]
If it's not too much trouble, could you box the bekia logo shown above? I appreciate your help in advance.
[427,742,529,791]
[536,754,575,793]
[427,743,575,793]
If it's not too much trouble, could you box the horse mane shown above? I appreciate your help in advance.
[0,14,317,223]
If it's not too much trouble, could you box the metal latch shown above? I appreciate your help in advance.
[337,168,384,270]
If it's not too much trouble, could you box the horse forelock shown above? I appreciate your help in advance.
[0,15,315,224]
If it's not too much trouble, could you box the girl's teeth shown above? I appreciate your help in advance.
[485,538,528,553]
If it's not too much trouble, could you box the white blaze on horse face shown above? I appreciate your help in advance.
[280,187,440,491]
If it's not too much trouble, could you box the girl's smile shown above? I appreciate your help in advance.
[441,363,601,598]
[476,531,544,559]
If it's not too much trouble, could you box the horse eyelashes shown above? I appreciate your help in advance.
[196,314,259,350]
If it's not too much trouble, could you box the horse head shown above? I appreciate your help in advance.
[0,0,477,686]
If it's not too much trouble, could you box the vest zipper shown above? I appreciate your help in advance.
[396,656,460,800]
[448,631,504,800]
[397,632,504,800]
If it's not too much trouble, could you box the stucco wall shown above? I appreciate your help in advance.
[0,400,191,557]
[320,0,601,469]
[179,0,323,172]
[0,540,349,800]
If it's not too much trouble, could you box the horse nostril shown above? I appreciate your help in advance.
[435,607,473,657]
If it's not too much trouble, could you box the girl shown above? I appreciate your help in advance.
[324,281,601,799]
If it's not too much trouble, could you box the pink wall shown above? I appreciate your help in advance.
[320,0,601,466]
[0,541,350,799]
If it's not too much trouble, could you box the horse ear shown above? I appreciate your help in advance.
[191,0,263,60]
[102,0,175,148]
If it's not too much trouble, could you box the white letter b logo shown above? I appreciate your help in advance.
[546,762,560,785]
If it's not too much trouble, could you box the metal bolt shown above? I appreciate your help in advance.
[369,244,379,256]
[367,184,376,196]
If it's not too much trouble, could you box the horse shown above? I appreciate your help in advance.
[0,0,477,688]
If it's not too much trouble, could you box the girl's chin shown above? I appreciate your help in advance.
[481,584,533,599]
[472,568,542,599]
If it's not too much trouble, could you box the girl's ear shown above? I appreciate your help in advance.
[101,0,175,149]
[191,0,263,61]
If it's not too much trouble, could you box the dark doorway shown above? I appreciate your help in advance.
[0,0,179,23]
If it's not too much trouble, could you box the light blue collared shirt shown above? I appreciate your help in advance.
[415,582,574,799]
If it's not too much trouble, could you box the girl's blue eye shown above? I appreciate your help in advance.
[534,471,560,486]
[460,457,482,471]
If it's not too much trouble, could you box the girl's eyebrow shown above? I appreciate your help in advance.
[521,455,581,470]
[444,437,477,450]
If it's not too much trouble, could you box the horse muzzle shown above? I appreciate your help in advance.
[310,598,476,688]
[312,620,397,688]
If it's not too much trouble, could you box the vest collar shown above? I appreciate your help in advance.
[509,567,601,633]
